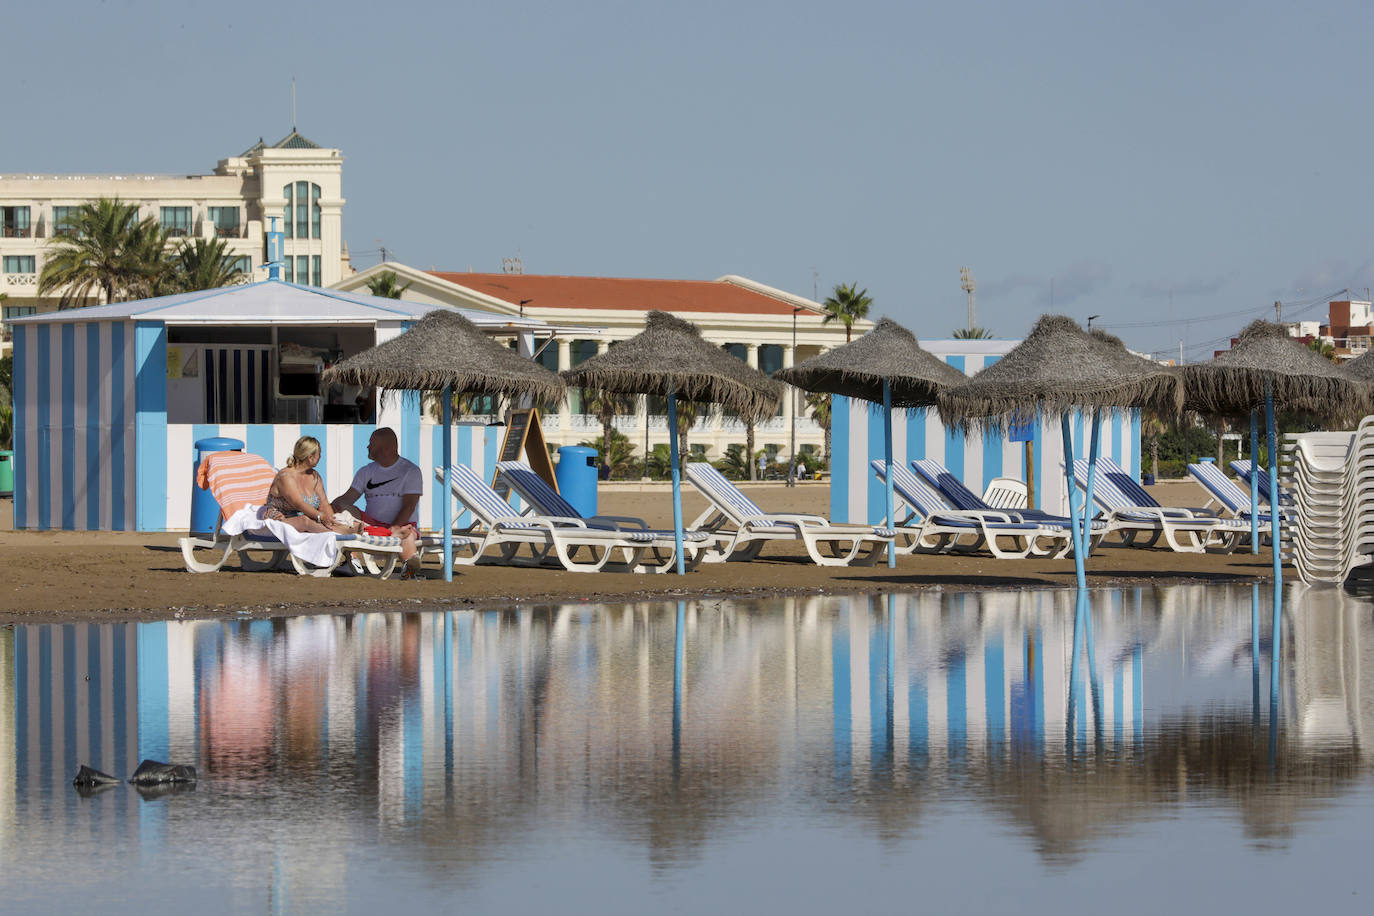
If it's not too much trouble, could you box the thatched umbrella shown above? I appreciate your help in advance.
[1181,320,1367,583]
[774,317,966,567]
[561,311,784,573]
[323,308,566,580]
[938,314,1183,588]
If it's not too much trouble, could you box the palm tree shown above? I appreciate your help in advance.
[804,390,832,463]
[367,270,412,299]
[169,237,247,293]
[674,399,705,460]
[821,282,873,342]
[39,198,159,307]
[579,428,637,479]
[1307,337,1337,361]
[953,327,994,339]
[586,390,628,463]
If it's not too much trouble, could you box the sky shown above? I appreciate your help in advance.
[7,0,1374,359]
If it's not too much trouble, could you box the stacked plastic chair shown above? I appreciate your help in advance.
[1279,418,1371,584]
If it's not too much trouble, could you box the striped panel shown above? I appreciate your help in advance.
[11,322,138,531]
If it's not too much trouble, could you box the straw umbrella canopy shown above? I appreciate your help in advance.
[322,308,566,580]
[561,310,784,573]
[938,314,1184,588]
[1180,319,1368,588]
[775,317,966,567]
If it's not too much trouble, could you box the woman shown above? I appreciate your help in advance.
[264,436,423,576]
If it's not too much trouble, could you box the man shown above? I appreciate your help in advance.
[332,428,424,574]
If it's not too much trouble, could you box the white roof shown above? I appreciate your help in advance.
[10,280,556,331]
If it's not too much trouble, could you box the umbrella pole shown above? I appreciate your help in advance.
[442,384,453,582]
[1081,409,1102,559]
[1250,410,1260,554]
[883,381,896,569]
[1060,415,1087,589]
[1265,383,1281,692]
[667,391,686,575]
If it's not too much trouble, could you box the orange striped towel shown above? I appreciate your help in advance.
[196,452,276,518]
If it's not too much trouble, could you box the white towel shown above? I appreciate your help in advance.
[221,505,341,570]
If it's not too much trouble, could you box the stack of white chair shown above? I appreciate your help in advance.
[1280,419,1371,584]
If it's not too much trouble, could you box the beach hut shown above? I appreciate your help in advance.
[6,279,561,532]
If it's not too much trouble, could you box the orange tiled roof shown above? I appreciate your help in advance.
[427,272,801,316]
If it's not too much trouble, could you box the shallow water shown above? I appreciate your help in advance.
[2,584,1373,914]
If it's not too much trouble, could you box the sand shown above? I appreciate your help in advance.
[0,479,1280,625]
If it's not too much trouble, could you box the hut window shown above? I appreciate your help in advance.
[3,256,35,274]
[160,206,192,237]
[1,206,31,238]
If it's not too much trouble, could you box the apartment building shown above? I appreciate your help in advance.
[1,130,348,351]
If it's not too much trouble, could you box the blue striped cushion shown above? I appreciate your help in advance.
[686,463,781,527]
[447,464,533,529]
[912,459,984,511]
[496,461,582,518]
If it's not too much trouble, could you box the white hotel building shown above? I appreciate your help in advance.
[0,130,348,336]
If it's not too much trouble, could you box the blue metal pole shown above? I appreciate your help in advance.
[673,599,685,779]
[883,381,896,569]
[1250,583,1260,728]
[442,384,453,582]
[1265,384,1282,592]
[1249,410,1260,554]
[1060,415,1086,589]
[1068,588,1086,758]
[667,391,686,575]
[1081,409,1102,558]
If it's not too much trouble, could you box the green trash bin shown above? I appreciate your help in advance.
[0,450,13,498]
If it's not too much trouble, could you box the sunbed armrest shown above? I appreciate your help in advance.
[586,514,650,530]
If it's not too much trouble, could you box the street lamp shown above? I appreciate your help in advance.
[787,307,801,486]
[1087,314,1100,330]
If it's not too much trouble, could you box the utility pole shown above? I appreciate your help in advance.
[1274,300,1282,322]
[960,267,977,332]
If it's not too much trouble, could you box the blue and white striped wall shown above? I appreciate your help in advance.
[10,321,138,531]
[829,343,1141,525]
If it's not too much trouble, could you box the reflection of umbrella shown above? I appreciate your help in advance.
[1181,320,1366,588]
[939,315,1183,588]
[775,318,966,568]
[561,311,783,573]
[323,309,566,580]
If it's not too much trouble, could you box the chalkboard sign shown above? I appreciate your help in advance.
[494,408,558,493]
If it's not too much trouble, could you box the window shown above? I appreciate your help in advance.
[282,181,322,239]
[569,340,601,414]
[3,255,36,274]
[160,206,192,237]
[52,206,79,237]
[296,256,309,286]
[229,256,251,277]
[3,304,37,320]
[311,255,321,287]
[282,257,293,283]
[1,206,31,238]
[208,206,240,238]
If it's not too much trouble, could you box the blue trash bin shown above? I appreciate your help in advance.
[191,437,245,533]
[555,446,599,518]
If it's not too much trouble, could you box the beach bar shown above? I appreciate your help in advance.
[7,280,560,532]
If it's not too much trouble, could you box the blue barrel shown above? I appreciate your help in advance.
[191,437,245,533]
[555,446,599,518]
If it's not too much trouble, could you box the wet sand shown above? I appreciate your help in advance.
[0,479,1281,625]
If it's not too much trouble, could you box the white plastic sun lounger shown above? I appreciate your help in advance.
[684,462,893,566]
[439,463,718,573]
[872,460,1076,559]
[1072,458,1244,553]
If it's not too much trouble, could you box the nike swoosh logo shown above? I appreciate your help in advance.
[365,476,400,490]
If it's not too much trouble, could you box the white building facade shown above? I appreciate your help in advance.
[1,131,349,352]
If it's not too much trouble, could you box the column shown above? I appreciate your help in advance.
[746,344,759,370]
[557,339,573,444]
[782,344,795,447]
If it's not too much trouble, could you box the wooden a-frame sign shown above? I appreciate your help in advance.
[494,407,559,493]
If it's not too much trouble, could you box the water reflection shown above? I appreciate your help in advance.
[3,584,1373,910]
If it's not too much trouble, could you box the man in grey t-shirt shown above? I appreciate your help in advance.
[331,427,423,528]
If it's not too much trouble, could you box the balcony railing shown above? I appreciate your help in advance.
[2,227,32,238]
[214,226,243,239]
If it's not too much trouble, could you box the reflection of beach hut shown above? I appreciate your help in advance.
[7,280,560,531]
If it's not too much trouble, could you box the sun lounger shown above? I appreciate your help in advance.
[684,462,893,566]
[911,458,1108,534]
[1229,459,1297,507]
[873,460,1076,558]
[438,463,718,573]
[1187,462,1278,526]
[180,450,464,578]
[1072,457,1244,553]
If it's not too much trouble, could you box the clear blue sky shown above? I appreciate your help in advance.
[8,0,1372,358]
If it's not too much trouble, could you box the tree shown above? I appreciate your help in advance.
[169,237,247,293]
[821,282,872,342]
[39,198,162,308]
[1307,337,1337,361]
[804,390,832,463]
[586,390,628,465]
[953,327,994,339]
[367,269,412,299]
[673,399,706,460]
[715,444,760,479]
[578,428,637,479]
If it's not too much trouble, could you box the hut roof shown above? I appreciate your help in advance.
[321,308,566,401]
[937,314,1183,431]
[773,317,967,407]
[1181,320,1365,417]
[560,311,783,421]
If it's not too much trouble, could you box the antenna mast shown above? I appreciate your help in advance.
[959,267,977,332]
